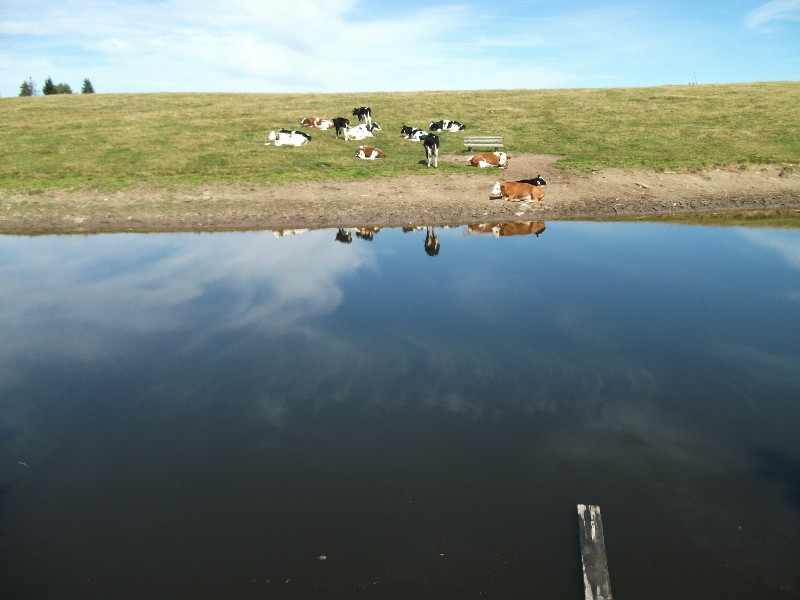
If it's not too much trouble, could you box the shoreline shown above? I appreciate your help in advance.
[2,155,799,234]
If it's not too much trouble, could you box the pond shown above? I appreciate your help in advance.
[1,221,799,599]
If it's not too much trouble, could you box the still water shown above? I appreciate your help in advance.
[1,221,799,599]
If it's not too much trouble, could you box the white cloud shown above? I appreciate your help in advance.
[2,1,799,95]
[738,229,800,270]
[746,0,800,29]
[0,231,375,378]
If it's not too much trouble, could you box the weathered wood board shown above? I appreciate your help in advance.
[577,504,613,600]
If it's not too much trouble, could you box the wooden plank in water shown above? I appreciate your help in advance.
[577,504,613,600]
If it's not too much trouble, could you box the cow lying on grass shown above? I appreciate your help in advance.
[490,181,546,202]
[430,119,465,132]
[344,123,382,141]
[469,152,508,168]
[355,146,385,160]
[267,129,311,146]
[300,117,333,130]
[401,125,428,141]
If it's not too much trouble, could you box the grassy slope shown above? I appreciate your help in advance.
[1,82,799,193]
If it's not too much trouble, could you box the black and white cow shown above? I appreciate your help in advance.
[517,175,547,186]
[401,125,428,141]
[267,129,311,146]
[344,122,382,141]
[423,133,439,168]
[332,117,350,139]
[429,119,465,132]
[352,106,372,126]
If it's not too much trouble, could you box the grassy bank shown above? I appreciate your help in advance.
[1,82,799,194]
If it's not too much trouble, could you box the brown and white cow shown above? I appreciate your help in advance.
[491,181,546,202]
[468,221,546,237]
[355,146,385,160]
[469,152,508,168]
[300,117,333,130]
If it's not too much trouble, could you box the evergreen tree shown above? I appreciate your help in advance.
[42,77,55,95]
[81,79,95,94]
[19,77,37,96]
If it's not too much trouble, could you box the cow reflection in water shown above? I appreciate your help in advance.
[335,228,352,243]
[467,221,546,237]
[355,227,380,241]
[402,226,441,256]
[334,227,381,244]
[331,222,542,253]
[424,227,440,256]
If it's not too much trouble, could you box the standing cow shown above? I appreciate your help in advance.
[352,107,372,127]
[423,133,439,168]
[332,117,350,139]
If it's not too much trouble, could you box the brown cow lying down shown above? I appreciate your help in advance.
[469,152,508,168]
[490,181,546,202]
[300,117,334,130]
[355,146,385,160]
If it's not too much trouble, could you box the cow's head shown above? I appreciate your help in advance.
[531,175,547,186]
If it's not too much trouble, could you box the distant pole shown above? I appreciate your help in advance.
[577,504,613,600]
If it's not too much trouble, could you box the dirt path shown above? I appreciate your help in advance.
[2,155,799,233]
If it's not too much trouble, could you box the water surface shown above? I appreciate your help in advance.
[1,222,799,599]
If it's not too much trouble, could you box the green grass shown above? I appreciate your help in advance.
[1,82,799,193]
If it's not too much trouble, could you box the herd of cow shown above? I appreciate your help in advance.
[266,105,548,202]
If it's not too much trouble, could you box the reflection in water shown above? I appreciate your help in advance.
[424,226,439,256]
[335,228,352,243]
[0,223,799,600]
[466,221,546,237]
[331,221,546,256]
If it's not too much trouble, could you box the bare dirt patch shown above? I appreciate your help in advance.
[2,154,799,233]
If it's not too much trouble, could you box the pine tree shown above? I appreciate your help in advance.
[19,77,37,96]
[81,79,95,94]
[42,77,56,95]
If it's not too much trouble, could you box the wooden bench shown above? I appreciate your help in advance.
[463,135,504,151]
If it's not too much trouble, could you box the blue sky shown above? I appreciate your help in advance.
[1,0,799,97]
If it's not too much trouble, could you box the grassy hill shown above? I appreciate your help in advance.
[1,82,798,193]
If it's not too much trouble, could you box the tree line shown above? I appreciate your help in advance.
[19,77,95,96]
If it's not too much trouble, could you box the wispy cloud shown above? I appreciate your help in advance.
[2,1,799,95]
[746,0,800,30]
